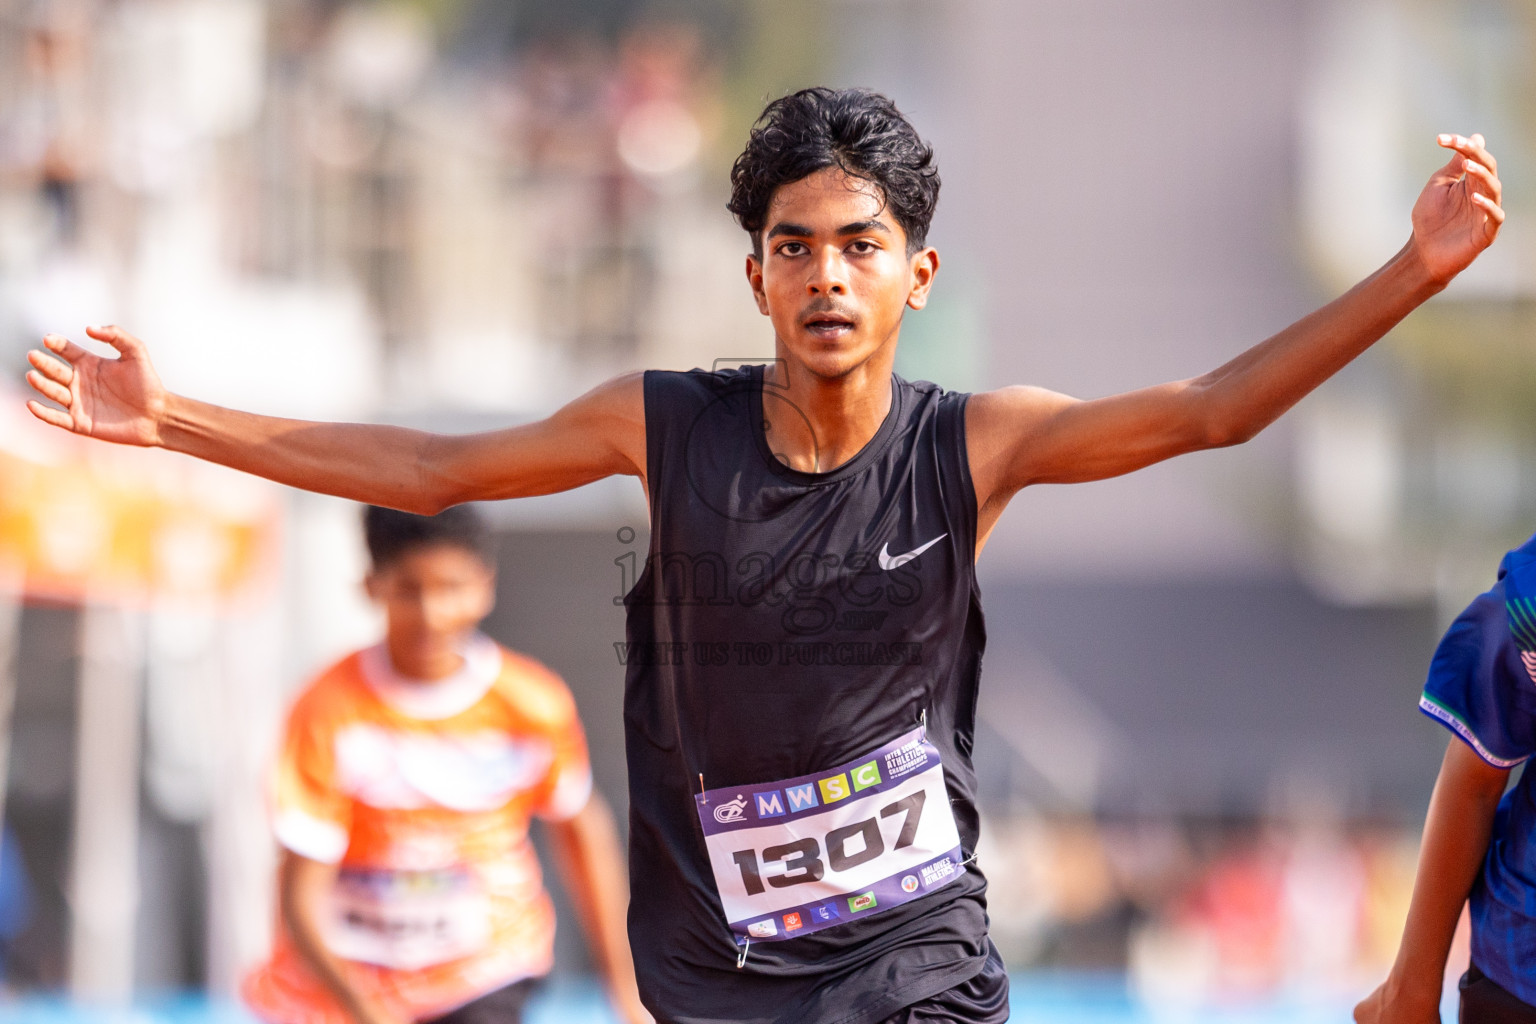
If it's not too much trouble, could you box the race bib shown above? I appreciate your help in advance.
[326,867,491,970]
[695,727,965,943]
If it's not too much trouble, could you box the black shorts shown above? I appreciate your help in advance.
[426,977,542,1024]
[877,942,1010,1024]
[1461,966,1536,1024]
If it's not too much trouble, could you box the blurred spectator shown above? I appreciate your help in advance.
[0,5,91,249]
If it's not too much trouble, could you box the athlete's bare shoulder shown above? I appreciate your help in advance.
[964,385,1078,506]
[545,370,648,474]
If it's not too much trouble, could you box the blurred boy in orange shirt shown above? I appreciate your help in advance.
[244,506,648,1024]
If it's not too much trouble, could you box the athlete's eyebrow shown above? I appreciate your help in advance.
[765,222,814,240]
[836,220,891,236]
[765,219,892,240]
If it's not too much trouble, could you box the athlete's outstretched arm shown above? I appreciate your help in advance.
[23,325,646,513]
[1353,738,1507,1024]
[967,134,1504,521]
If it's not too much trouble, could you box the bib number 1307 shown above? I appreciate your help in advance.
[729,791,925,895]
[695,727,965,942]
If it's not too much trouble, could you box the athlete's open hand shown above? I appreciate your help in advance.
[1409,133,1505,286]
[25,325,167,446]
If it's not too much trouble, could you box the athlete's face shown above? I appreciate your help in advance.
[366,544,496,681]
[746,167,938,379]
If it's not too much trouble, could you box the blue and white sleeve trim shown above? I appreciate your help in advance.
[1419,694,1527,769]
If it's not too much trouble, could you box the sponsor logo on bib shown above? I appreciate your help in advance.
[901,875,919,893]
[713,795,748,824]
[783,912,803,932]
[848,892,878,913]
[921,857,956,887]
[748,919,778,938]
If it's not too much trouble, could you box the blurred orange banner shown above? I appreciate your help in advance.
[0,387,282,606]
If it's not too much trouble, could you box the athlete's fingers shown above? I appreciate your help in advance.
[1438,133,1497,177]
[26,369,71,407]
[85,324,145,358]
[27,347,73,386]
[41,332,89,364]
[26,399,73,430]
[1472,190,1507,231]
[1463,160,1502,204]
[1470,132,1496,175]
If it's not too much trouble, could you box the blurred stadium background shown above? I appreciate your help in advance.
[0,0,1534,1019]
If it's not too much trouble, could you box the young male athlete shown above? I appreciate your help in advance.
[24,88,1504,1023]
[242,505,649,1024]
[1354,534,1536,1024]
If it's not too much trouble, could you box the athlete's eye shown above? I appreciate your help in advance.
[776,241,808,257]
[847,240,878,254]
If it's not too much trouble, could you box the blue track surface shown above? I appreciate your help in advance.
[0,975,1456,1022]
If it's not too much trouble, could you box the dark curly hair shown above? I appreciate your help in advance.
[728,87,940,257]
[363,504,494,570]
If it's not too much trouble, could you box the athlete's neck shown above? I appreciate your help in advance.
[384,634,467,683]
[762,353,895,474]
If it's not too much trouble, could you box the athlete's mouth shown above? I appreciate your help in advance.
[803,314,857,340]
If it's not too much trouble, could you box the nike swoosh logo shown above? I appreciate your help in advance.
[877,534,948,571]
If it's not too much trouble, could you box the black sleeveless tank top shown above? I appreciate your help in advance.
[623,366,994,1024]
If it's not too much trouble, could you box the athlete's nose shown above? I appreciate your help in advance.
[807,247,848,296]
[419,589,460,634]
